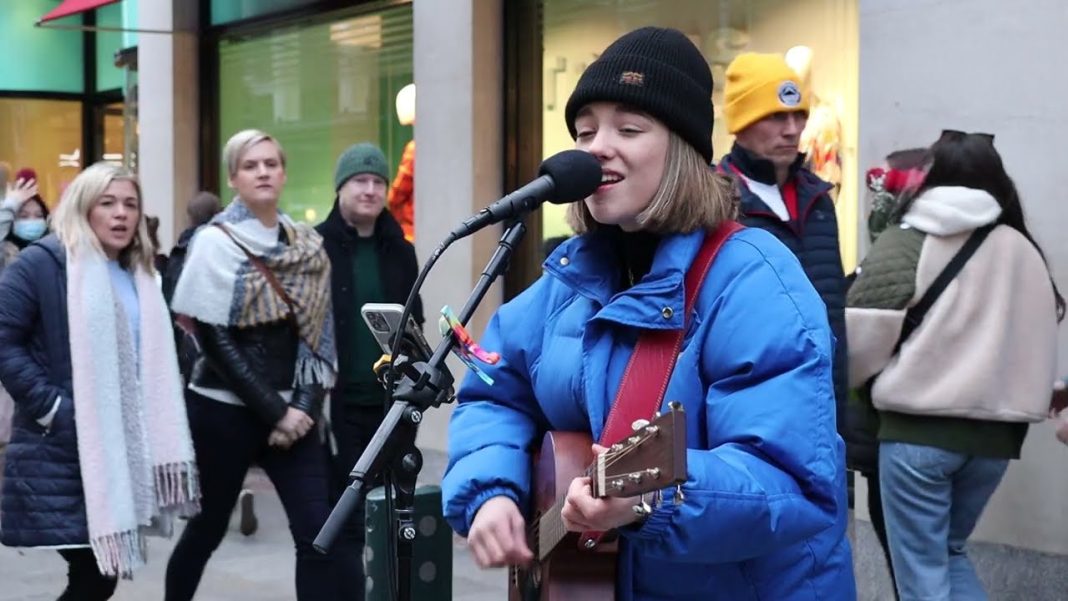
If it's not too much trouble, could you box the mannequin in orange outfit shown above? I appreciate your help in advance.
[388,83,415,241]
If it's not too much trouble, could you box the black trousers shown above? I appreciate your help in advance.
[330,402,388,601]
[165,392,336,601]
[57,548,117,601]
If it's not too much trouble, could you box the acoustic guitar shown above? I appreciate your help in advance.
[508,402,687,600]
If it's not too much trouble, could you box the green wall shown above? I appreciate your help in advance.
[0,0,84,93]
[96,1,138,92]
[211,0,322,26]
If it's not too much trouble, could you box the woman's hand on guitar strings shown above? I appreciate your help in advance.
[561,444,643,532]
[468,495,534,568]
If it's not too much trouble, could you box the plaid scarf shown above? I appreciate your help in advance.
[170,200,337,387]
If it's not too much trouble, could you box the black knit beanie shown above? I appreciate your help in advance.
[565,27,714,162]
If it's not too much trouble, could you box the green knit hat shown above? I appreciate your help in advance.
[334,142,389,191]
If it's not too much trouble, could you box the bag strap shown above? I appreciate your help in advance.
[893,224,995,354]
[579,220,742,550]
[213,223,299,318]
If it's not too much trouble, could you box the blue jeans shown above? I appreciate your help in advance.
[879,441,1008,601]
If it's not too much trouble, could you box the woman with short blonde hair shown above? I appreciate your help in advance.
[0,162,199,599]
[166,130,339,601]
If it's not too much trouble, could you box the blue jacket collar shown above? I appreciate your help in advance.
[543,229,707,330]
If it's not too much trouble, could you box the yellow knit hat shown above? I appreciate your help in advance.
[724,52,810,134]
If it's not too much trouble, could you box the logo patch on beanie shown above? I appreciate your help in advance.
[619,71,645,86]
[778,81,802,107]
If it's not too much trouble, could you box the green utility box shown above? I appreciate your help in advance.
[364,484,452,600]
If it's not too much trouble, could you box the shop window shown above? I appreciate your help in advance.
[0,98,83,207]
[0,0,83,93]
[102,102,126,166]
[218,5,413,223]
[541,0,859,269]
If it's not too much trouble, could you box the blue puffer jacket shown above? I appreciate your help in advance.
[720,145,849,431]
[442,227,855,600]
[0,236,87,547]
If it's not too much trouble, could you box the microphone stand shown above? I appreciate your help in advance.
[314,219,529,601]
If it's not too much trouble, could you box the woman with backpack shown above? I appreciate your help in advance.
[846,130,1064,601]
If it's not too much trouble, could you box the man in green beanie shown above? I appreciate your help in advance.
[315,142,423,600]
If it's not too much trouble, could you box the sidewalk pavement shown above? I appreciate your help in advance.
[6,447,1065,600]
[0,450,506,601]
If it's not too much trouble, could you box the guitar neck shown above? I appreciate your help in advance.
[533,464,594,560]
[528,408,686,562]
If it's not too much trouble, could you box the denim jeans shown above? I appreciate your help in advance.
[879,441,1008,601]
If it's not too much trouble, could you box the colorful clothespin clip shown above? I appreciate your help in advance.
[438,305,500,385]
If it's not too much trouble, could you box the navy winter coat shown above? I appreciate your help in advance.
[719,144,849,429]
[0,236,87,547]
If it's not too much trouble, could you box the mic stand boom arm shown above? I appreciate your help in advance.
[313,219,529,601]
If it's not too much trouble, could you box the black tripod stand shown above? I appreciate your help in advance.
[314,220,527,601]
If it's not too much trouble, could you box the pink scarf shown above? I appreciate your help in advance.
[67,245,199,578]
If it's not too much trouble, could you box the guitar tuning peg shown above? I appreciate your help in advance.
[631,419,650,431]
[632,494,652,518]
[675,484,685,503]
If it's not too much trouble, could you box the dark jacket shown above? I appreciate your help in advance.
[315,205,423,396]
[187,226,325,426]
[162,225,199,380]
[162,224,198,305]
[0,236,87,547]
[720,144,849,435]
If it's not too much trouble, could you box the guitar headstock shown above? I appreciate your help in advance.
[590,402,687,499]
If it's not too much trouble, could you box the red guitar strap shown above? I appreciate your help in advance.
[580,219,743,550]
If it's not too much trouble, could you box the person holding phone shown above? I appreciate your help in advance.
[316,142,423,600]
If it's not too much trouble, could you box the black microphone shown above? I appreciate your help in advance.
[447,149,602,241]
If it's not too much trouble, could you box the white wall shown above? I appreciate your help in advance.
[859,0,1068,554]
[137,0,199,250]
[412,0,503,453]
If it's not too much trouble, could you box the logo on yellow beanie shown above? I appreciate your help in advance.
[777,81,802,107]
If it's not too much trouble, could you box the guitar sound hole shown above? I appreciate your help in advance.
[516,562,542,601]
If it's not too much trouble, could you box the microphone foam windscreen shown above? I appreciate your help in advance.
[538,150,603,204]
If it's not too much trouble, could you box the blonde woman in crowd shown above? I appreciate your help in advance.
[0,162,199,600]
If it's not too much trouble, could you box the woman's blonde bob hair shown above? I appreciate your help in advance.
[223,129,286,178]
[51,162,154,272]
[567,131,738,234]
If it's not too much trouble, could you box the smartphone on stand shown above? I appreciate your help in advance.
[360,302,433,363]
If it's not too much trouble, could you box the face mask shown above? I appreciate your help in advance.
[13,218,47,242]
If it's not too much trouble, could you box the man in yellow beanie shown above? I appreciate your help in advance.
[719,52,849,450]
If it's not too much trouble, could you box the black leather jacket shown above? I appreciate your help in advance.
[190,318,325,426]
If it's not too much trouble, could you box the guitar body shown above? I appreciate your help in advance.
[508,431,616,601]
[505,405,687,601]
